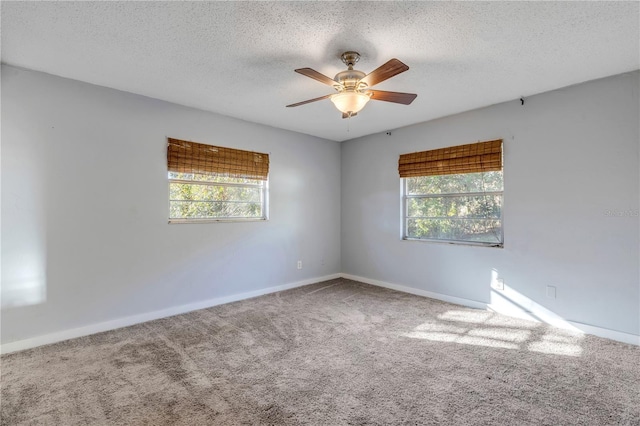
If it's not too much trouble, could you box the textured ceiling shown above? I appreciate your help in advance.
[2,2,638,142]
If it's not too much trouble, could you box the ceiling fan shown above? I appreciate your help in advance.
[286,51,417,118]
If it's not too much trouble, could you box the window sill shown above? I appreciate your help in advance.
[402,237,503,249]
[168,218,268,224]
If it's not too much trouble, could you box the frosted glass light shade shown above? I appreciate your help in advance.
[330,92,371,114]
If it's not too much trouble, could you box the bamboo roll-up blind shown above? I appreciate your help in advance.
[399,139,502,178]
[167,138,269,180]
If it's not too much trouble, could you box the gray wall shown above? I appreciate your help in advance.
[3,65,638,345]
[1,65,341,344]
[341,71,639,335]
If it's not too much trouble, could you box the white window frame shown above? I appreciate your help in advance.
[168,174,269,224]
[401,175,503,247]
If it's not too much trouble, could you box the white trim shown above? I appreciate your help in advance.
[3,272,637,353]
[340,273,488,310]
[342,273,639,346]
[0,273,341,354]
[565,320,640,346]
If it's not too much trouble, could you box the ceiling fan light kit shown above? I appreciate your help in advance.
[330,91,371,116]
[287,51,417,118]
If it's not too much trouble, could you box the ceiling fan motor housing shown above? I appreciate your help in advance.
[334,69,367,90]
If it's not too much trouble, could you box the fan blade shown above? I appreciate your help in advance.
[369,90,417,105]
[360,59,409,87]
[295,68,339,87]
[342,112,358,119]
[286,94,332,108]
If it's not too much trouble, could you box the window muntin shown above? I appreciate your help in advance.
[169,172,268,222]
[402,171,503,246]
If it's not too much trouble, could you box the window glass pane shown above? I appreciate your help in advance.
[407,218,502,244]
[403,170,503,245]
[170,183,262,203]
[170,201,263,219]
[407,195,502,219]
[406,171,503,195]
[169,180,265,220]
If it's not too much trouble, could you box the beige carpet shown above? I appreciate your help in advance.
[1,278,639,425]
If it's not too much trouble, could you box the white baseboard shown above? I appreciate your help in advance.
[0,273,341,355]
[3,272,637,353]
[342,273,639,346]
[565,320,640,346]
[341,273,488,310]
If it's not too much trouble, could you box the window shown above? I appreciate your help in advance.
[400,140,503,246]
[167,138,269,223]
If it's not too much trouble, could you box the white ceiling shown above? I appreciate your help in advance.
[2,2,638,142]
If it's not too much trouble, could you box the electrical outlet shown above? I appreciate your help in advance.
[297,260,302,270]
[495,278,505,290]
[546,285,556,299]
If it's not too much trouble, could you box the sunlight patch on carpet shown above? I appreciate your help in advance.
[403,310,584,356]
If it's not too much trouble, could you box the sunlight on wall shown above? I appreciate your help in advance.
[488,268,582,331]
[2,275,47,308]
[1,125,48,309]
[1,252,47,308]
